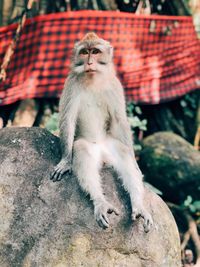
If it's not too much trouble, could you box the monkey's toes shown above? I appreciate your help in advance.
[107,207,120,216]
[97,213,110,229]
[143,213,153,233]
[132,208,153,233]
[95,202,119,229]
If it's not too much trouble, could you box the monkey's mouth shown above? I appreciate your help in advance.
[85,69,97,73]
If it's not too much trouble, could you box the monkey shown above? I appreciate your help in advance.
[51,32,153,232]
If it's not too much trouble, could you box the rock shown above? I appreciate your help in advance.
[139,132,200,203]
[0,127,181,267]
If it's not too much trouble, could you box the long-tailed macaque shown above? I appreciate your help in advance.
[51,32,153,232]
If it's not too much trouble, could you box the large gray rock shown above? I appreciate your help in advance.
[0,127,181,267]
[139,132,200,202]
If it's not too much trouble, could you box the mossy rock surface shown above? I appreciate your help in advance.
[139,131,200,202]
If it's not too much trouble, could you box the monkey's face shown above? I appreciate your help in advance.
[72,39,113,76]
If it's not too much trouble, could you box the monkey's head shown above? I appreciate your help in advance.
[72,32,114,76]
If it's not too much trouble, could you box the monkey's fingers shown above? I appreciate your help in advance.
[51,171,66,182]
[54,171,64,182]
[50,167,71,182]
[50,170,63,182]
[50,170,62,182]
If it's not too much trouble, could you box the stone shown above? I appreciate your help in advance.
[0,127,181,267]
[139,131,200,202]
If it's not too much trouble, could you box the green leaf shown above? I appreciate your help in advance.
[189,205,196,213]
[180,100,187,107]
[133,144,142,151]
[184,195,193,206]
[192,201,200,211]
[45,112,59,132]
[135,106,142,115]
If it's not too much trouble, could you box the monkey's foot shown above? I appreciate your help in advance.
[132,207,153,233]
[50,160,72,182]
[94,200,119,229]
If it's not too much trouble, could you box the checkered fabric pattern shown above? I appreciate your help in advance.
[0,11,200,105]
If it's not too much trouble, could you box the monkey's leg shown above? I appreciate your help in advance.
[105,138,153,232]
[73,139,119,228]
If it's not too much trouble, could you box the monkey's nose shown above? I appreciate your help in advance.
[87,62,93,65]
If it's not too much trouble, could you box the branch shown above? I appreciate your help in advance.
[167,202,200,265]
[186,213,200,265]
[194,126,200,150]
[0,0,35,81]
[181,230,191,251]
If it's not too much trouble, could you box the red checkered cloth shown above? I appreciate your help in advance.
[0,11,200,105]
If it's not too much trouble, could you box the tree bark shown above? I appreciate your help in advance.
[2,0,13,25]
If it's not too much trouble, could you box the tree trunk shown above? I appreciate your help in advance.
[2,0,13,25]
[71,0,118,10]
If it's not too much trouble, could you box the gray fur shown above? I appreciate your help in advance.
[51,34,153,231]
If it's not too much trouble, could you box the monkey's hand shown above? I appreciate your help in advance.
[132,206,153,233]
[94,199,119,229]
[50,159,72,182]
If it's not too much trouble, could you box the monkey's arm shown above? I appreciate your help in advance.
[51,79,80,182]
[59,117,76,162]
[108,80,143,174]
[59,82,80,161]
[109,80,134,152]
[111,109,134,150]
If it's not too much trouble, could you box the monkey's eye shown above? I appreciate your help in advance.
[91,48,101,54]
[79,49,88,55]
[99,61,107,65]
[75,61,84,66]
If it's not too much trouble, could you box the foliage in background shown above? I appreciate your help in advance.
[180,93,198,119]
[45,112,59,135]
[126,101,147,151]
[183,195,200,215]
[127,102,147,132]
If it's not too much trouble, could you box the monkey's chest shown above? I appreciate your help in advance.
[77,96,109,140]
[79,99,108,124]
